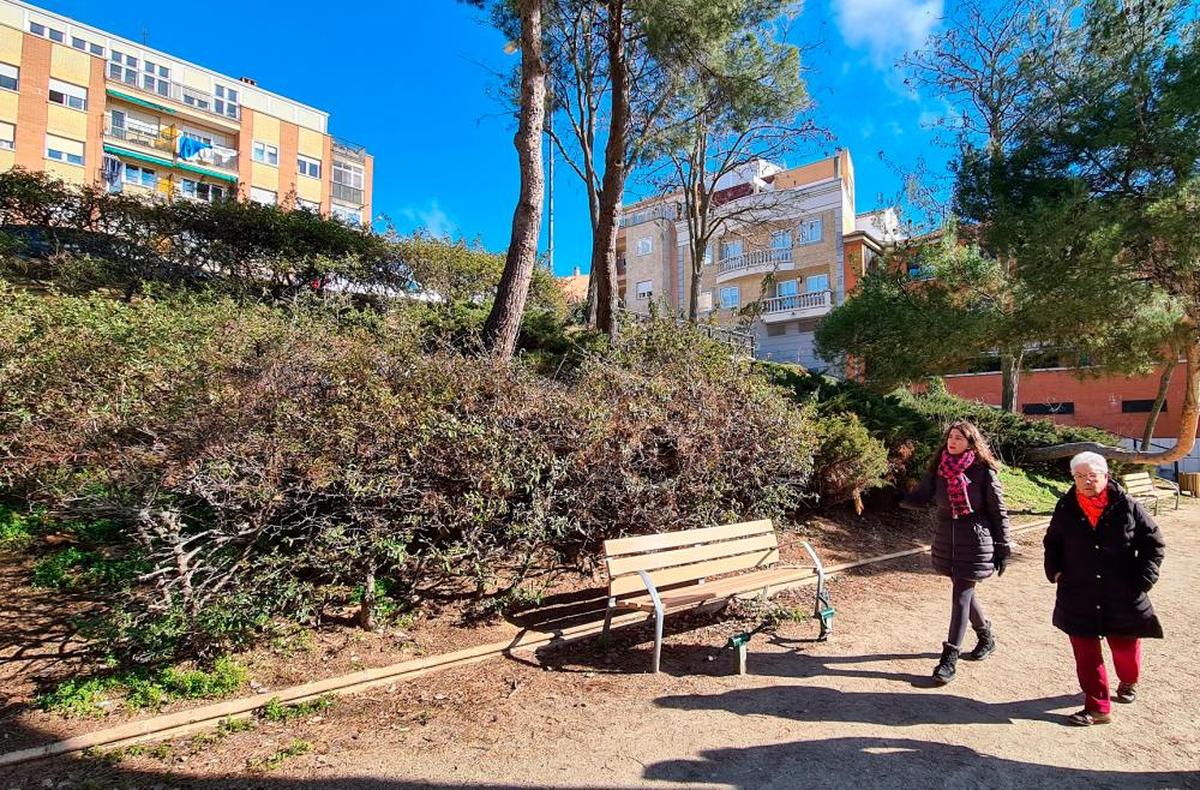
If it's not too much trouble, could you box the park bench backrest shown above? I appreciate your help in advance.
[602,519,779,597]
[1121,471,1158,498]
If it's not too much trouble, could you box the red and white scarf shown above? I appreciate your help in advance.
[938,449,976,519]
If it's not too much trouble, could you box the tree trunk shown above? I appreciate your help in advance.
[1029,331,1199,464]
[1140,355,1177,451]
[588,0,628,342]
[359,568,376,631]
[483,0,546,360]
[999,349,1022,413]
[688,241,705,321]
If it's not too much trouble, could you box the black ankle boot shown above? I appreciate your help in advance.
[965,621,996,661]
[932,642,959,684]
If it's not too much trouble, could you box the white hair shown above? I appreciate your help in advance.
[1070,451,1109,475]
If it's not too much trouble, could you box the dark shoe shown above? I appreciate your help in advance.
[964,621,995,661]
[1067,709,1111,726]
[1115,683,1137,704]
[932,642,960,685]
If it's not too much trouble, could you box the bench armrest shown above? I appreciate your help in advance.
[636,570,663,613]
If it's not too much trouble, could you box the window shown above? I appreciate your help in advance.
[1122,399,1167,414]
[1022,402,1075,416]
[249,186,277,206]
[181,87,212,113]
[720,239,743,260]
[635,237,653,256]
[141,59,170,97]
[252,141,279,166]
[805,274,830,293]
[45,134,84,166]
[296,197,320,213]
[636,280,653,300]
[0,121,14,151]
[776,280,798,298]
[331,205,362,224]
[720,286,740,309]
[123,164,158,188]
[109,50,139,86]
[29,21,65,42]
[48,79,87,111]
[799,218,823,244]
[214,83,239,119]
[699,291,713,312]
[0,63,17,92]
[71,37,104,57]
[180,179,226,203]
[297,154,321,179]
[771,230,792,249]
[332,160,364,188]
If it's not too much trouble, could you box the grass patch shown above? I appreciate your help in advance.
[250,739,312,772]
[998,466,1070,515]
[260,694,337,723]
[30,544,148,590]
[37,657,249,716]
[0,503,37,550]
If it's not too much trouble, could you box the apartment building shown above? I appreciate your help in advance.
[615,149,901,371]
[0,0,371,224]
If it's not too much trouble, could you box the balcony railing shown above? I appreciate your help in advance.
[717,247,793,277]
[332,138,368,161]
[760,289,832,320]
[108,77,241,122]
[105,126,239,172]
[332,182,364,205]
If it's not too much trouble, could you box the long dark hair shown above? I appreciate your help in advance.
[926,419,1000,475]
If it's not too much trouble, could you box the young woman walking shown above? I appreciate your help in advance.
[902,420,1012,684]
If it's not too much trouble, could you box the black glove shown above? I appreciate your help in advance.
[993,543,1011,576]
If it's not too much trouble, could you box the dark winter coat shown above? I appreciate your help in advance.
[902,461,1012,581]
[1043,481,1165,639]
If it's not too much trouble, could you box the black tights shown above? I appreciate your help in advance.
[947,577,988,649]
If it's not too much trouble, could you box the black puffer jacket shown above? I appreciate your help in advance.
[902,461,1012,581]
[1043,482,1165,639]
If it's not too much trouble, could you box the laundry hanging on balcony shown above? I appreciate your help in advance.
[177,134,213,162]
[101,155,124,193]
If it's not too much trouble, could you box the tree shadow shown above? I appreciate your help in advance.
[643,736,1200,789]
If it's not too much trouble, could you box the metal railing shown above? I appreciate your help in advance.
[109,77,241,121]
[331,182,364,205]
[332,138,368,161]
[760,289,832,316]
[104,126,239,172]
[718,247,793,276]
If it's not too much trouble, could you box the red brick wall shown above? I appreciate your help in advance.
[236,107,254,198]
[362,152,374,226]
[278,120,299,208]
[84,55,105,184]
[14,35,51,171]
[944,366,1193,439]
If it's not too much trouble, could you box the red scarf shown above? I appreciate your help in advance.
[938,449,976,519]
[1077,486,1109,528]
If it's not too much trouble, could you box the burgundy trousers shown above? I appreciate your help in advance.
[1069,635,1141,715]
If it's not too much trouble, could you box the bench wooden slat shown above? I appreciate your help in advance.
[605,532,779,578]
[603,519,774,558]
[609,547,780,596]
[613,566,812,611]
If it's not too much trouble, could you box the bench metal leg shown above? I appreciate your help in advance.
[652,606,664,674]
[800,540,835,640]
[599,598,615,645]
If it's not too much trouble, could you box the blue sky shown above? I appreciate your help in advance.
[41,0,956,276]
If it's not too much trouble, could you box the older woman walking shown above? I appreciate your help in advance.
[903,420,1012,684]
[1044,452,1166,726]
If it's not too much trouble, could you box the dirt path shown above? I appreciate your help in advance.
[6,503,1198,789]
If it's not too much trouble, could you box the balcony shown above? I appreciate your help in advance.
[759,290,833,322]
[716,247,793,283]
[106,79,241,125]
[333,137,368,162]
[105,126,239,173]
[331,182,364,205]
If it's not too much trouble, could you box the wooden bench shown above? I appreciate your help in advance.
[1120,471,1180,515]
[599,519,831,673]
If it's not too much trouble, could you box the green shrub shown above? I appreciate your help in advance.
[811,413,890,506]
[0,503,36,550]
[39,658,248,715]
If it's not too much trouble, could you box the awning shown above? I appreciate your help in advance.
[103,145,239,184]
[106,88,176,115]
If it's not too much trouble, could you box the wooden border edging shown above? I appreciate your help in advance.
[0,518,1050,767]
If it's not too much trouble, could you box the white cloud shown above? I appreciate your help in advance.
[832,0,943,68]
[401,200,457,239]
[860,119,876,139]
[918,98,964,130]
